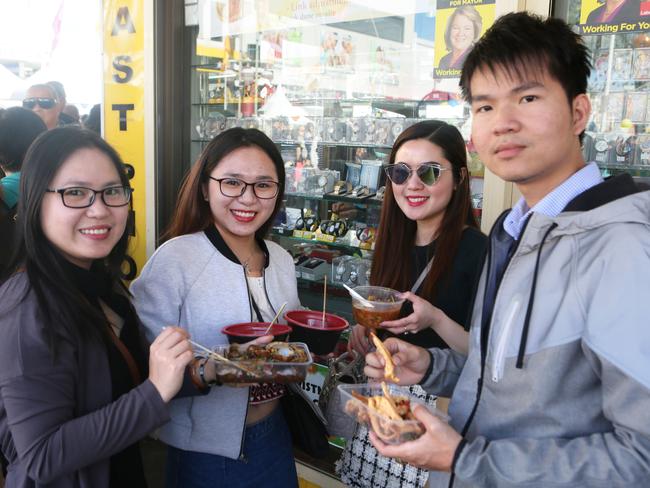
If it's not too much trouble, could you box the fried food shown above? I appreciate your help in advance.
[344,382,424,444]
[370,332,399,383]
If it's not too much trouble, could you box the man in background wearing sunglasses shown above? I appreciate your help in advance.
[22,83,63,130]
[364,11,650,488]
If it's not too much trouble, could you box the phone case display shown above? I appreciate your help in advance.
[581,32,650,177]
[611,49,633,81]
[624,93,647,122]
[606,93,625,122]
[633,48,650,80]
[634,135,650,166]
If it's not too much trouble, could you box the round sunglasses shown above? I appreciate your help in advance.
[384,162,449,186]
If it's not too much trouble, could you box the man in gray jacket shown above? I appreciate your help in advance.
[364,12,650,487]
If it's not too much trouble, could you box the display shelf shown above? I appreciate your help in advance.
[270,230,370,254]
[285,191,383,207]
[298,276,346,290]
[275,139,392,150]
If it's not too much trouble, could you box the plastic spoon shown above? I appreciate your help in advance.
[343,283,375,308]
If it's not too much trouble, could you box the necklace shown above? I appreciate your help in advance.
[240,250,263,276]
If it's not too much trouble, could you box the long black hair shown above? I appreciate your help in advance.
[371,120,478,299]
[1,127,133,350]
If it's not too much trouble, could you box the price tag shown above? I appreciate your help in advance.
[316,234,336,243]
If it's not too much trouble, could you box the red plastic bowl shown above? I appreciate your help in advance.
[222,322,292,344]
[284,310,349,355]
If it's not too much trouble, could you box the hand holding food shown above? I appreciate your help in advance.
[369,332,399,383]
[368,402,461,472]
[212,341,312,384]
[365,338,431,386]
[342,382,426,444]
[149,326,194,402]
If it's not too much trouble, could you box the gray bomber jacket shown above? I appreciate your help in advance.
[423,176,650,487]
[131,226,301,460]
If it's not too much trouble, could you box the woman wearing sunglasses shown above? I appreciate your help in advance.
[339,120,487,488]
[0,128,194,487]
[131,128,301,488]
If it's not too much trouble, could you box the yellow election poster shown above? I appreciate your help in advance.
[578,0,648,34]
[434,0,495,79]
[103,0,145,280]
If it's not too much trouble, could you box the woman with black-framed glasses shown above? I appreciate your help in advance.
[339,120,487,488]
[131,127,301,488]
[0,127,194,488]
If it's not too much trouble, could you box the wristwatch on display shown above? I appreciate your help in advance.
[295,216,320,232]
[356,226,376,243]
[593,138,609,163]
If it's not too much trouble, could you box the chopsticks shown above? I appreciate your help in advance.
[189,339,256,375]
[263,302,287,335]
[322,274,327,326]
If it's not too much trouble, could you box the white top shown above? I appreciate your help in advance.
[246,275,275,322]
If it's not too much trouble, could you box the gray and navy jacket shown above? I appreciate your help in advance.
[131,226,301,459]
[423,175,650,487]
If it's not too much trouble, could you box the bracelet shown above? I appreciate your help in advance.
[189,357,208,391]
[198,358,210,387]
[198,357,220,387]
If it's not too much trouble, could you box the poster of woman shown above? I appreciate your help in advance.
[579,0,644,33]
[434,0,495,79]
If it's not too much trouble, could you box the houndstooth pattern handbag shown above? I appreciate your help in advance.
[335,384,437,488]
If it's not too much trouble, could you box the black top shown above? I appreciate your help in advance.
[381,226,487,349]
[63,260,148,488]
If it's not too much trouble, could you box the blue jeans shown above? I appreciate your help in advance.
[165,406,298,488]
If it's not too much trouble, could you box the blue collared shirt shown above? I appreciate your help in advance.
[504,162,604,240]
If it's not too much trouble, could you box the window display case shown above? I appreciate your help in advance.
[555,0,650,184]
[188,13,486,323]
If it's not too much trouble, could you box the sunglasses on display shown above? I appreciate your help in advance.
[22,98,57,110]
[384,162,449,186]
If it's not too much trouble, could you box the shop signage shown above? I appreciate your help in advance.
[103,0,146,279]
[433,0,496,79]
[578,0,650,35]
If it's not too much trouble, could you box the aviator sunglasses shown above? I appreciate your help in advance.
[384,162,449,186]
[22,97,57,110]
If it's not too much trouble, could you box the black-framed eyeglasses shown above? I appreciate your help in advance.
[45,186,133,208]
[23,97,57,110]
[384,162,449,186]
[208,176,280,199]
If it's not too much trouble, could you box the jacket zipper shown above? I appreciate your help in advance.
[449,212,527,488]
[491,295,521,383]
[239,264,251,460]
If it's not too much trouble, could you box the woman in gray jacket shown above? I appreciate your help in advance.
[0,128,193,488]
[131,127,301,488]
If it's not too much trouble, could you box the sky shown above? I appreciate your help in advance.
[0,0,103,108]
